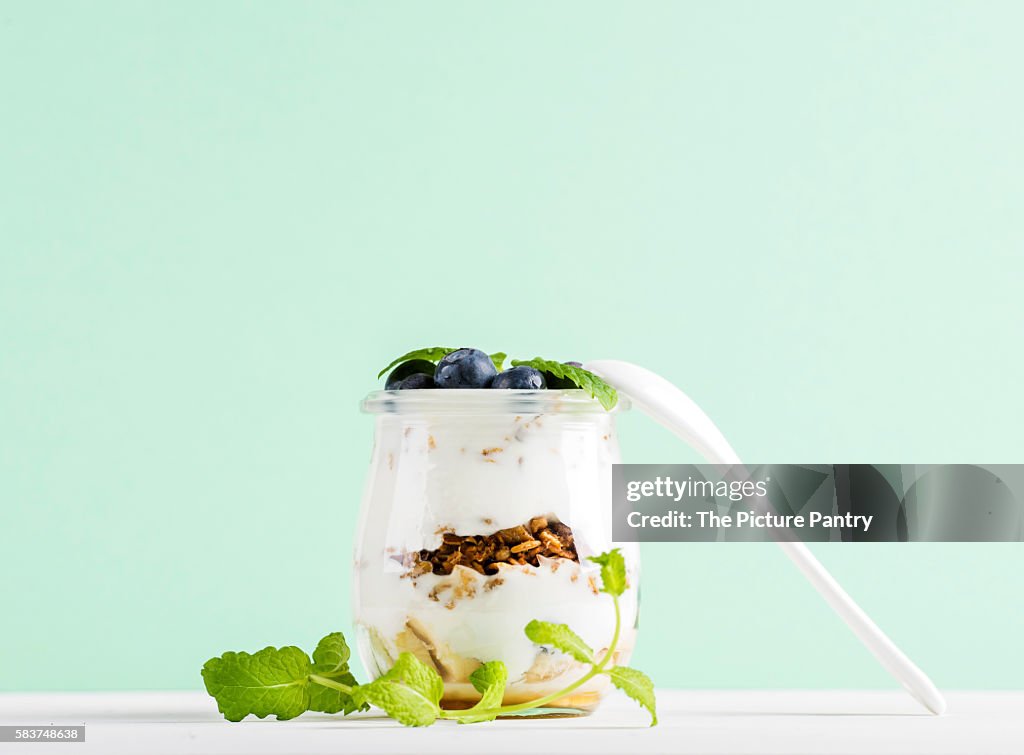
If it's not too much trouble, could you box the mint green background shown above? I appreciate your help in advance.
[2,2,1022,692]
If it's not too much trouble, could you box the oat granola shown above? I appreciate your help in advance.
[409,516,578,576]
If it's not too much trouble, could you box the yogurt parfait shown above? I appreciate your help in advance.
[353,349,640,715]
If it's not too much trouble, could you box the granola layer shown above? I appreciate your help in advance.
[407,516,578,576]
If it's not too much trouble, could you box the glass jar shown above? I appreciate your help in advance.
[353,389,639,716]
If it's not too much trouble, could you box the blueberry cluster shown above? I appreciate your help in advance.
[385,348,576,391]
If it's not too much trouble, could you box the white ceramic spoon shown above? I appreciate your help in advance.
[585,359,946,715]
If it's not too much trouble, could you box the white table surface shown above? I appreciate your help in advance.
[0,690,1020,754]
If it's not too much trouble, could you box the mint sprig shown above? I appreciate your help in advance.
[350,653,443,727]
[377,347,457,379]
[608,666,658,726]
[201,644,338,722]
[511,358,619,410]
[456,549,655,726]
[524,620,594,664]
[455,661,508,724]
[309,633,365,714]
[589,549,627,597]
[377,348,507,379]
[202,550,654,726]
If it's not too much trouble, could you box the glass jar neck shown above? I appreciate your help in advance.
[361,389,629,416]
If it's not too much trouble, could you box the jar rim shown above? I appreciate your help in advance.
[361,389,629,415]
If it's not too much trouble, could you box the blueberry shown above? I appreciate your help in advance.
[398,373,435,389]
[433,348,498,388]
[546,361,582,389]
[385,359,437,390]
[491,366,547,390]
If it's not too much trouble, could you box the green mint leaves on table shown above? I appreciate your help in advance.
[350,652,444,727]
[308,632,365,715]
[201,549,655,726]
[201,645,313,722]
[456,661,509,724]
[376,347,619,410]
[200,633,365,722]
[607,666,658,726]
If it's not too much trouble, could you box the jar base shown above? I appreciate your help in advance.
[440,689,602,719]
[495,706,593,720]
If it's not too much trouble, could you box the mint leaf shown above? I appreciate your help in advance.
[456,661,508,724]
[309,633,363,714]
[201,646,312,722]
[355,681,440,727]
[381,652,444,706]
[510,358,618,410]
[309,670,362,714]
[524,620,594,664]
[607,666,657,726]
[589,549,627,597]
[377,347,457,379]
[378,347,508,378]
[311,632,351,675]
[351,653,442,727]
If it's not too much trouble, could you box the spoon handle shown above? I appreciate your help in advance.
[586,359,946,715]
